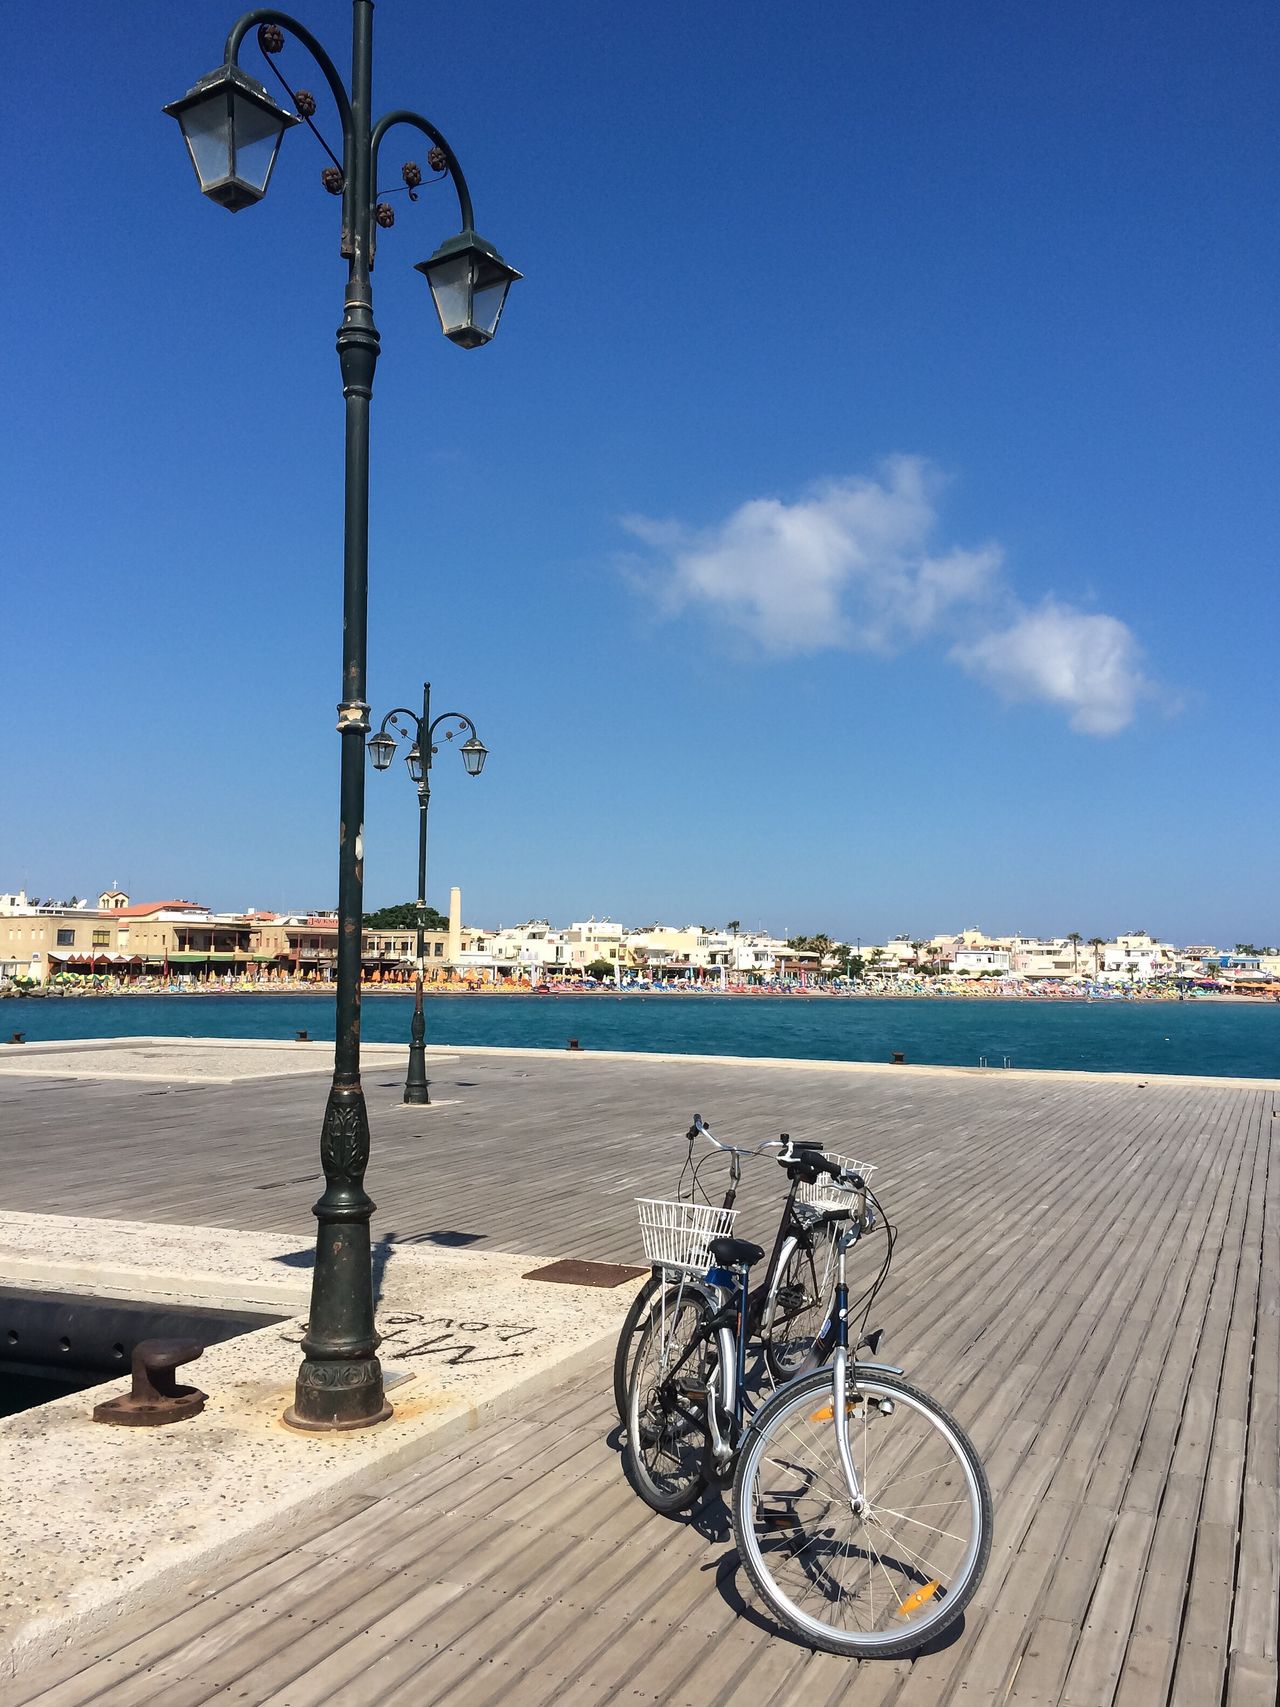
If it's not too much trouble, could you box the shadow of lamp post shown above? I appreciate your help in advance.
[368,685,487,1106]
[165,3,519,1433]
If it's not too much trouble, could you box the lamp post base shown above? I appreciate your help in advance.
[285,1086,392,1432]
[284,1390,393,1432]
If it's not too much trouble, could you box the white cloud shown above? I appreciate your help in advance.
[623,457,1000,657]
[952,599,1150,736]
[623,458,1155,736]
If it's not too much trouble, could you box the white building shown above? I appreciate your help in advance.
[953,946,1013,977]
[457,920,567,981]
[1010,937,1079,979]
[1098,933,1178,983]
[741,934,785,977]
[564,919,625,976]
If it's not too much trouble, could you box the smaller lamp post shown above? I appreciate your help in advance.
[369,684,487,1103]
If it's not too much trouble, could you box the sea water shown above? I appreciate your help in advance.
[3,993,1278,1079]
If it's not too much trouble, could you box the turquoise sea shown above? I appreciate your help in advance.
[3,992,1278,1079]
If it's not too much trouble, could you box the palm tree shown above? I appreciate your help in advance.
[1089,937,1105,976]
[1067,931,1082,974]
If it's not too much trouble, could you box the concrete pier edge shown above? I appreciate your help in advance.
[2,1033,1274,1093]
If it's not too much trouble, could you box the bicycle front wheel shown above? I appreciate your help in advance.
[760,1232,835,1383]
[624,1285,719,1514]
[733,1369,991,1657]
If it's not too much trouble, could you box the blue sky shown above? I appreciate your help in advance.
[3,1,1276,945]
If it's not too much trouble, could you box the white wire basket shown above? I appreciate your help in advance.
[636,1198,738,1274]
[796,1156,877,1213]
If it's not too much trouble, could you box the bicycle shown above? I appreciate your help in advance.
[625,1151,992,1657]
[612,1114,874,1423]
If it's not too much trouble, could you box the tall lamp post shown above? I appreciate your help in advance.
[165,4,519,1433]
[368,685,487,1105]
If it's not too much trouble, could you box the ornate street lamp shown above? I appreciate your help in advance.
[369,685,486,1106]
[167,4,517,1434]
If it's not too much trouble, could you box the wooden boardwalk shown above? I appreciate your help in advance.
[0,1051,1276,1704]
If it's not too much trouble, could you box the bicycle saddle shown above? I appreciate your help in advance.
[708,1235,765,1269]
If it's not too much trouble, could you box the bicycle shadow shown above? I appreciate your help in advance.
[703,1544,972,1655]
[608,1408,971,1658]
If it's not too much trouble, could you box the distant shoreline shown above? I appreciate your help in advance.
[3,984,1268,1006]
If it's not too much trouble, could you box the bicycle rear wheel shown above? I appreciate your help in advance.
[624,1285,719,1514]
[733,1369,991,1657]
[613,1272,661,1425]
[760,1231,836,1383]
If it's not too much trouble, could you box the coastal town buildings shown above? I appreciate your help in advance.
[2,882,1274,994]
[0,894,446,984]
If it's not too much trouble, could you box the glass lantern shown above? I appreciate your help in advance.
[415,231,521,348]
[164,65,300,212]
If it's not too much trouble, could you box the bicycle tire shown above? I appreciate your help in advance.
[624,1285,723,1515]
[613,1272,661,1425]
[759,1231,836,1383]
[732,1369,992,1657]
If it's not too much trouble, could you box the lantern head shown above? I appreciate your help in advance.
[415,230,521,348]
[460,737,488,777]
[367,731,397,771]
[164,65,299,212]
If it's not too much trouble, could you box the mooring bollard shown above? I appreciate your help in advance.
[295,1029,309,1042]
[92,1339,207,1427]
[7,1032,24,1046]
[567,1038,582,1051]
[891,1050,906,1064]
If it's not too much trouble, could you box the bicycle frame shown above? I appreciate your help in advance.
[699,1144,838,1346]
[647,1269,740,1461]
[819,1211,905,1506]
[643,1171,905,1500]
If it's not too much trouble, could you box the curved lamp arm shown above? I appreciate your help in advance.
[426,711,479,745]
[377,706,422,735]
[371,110,475,230]
[225,9,355,242]
[225,9,353,133]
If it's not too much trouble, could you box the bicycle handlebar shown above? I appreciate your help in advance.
[686,1112,784,1162]
[687,1113,866,1191]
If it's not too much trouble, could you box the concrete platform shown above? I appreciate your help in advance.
[0,1213,641,1674]
[0,1037,443,1084]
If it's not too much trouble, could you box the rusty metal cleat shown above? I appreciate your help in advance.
[93,1339,207,1427]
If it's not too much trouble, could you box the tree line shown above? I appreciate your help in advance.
[362,901,449,931]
